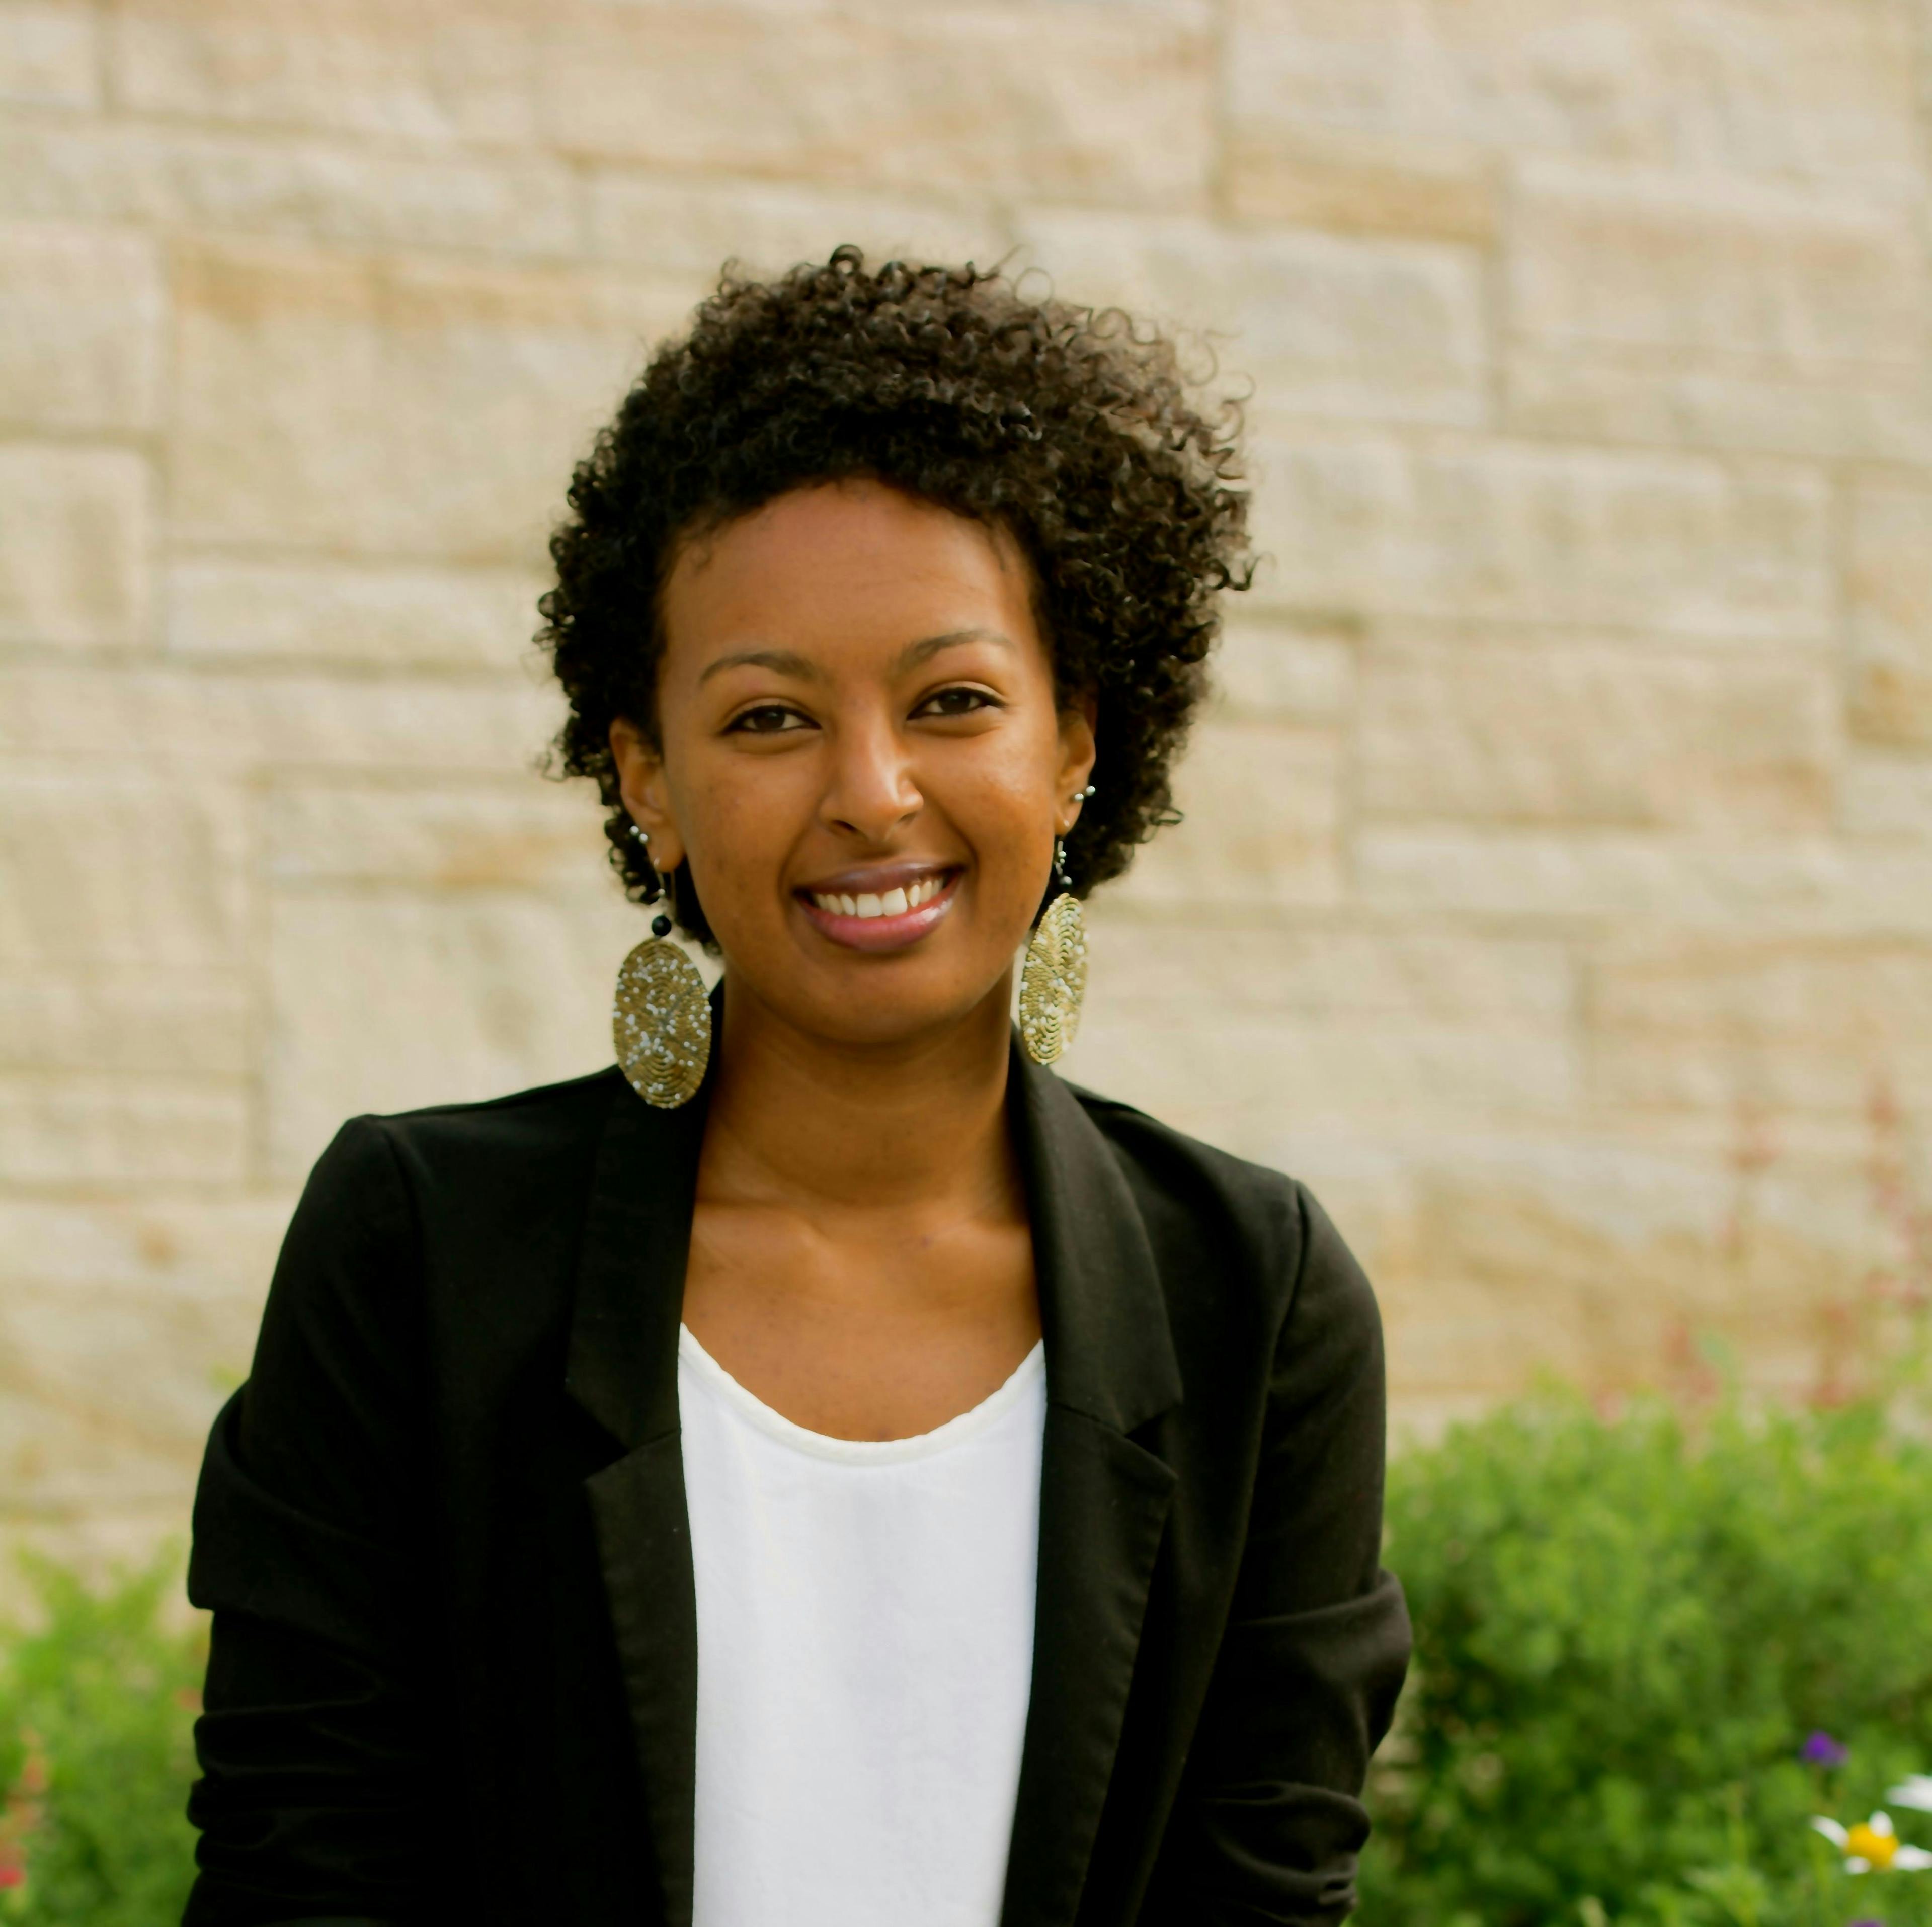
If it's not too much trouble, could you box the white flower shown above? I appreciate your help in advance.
[1887,1776,1932,1814]
[1812,1811,1932,1874]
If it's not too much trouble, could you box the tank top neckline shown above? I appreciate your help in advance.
[676,1323,1046,1466]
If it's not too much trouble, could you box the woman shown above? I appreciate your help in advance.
[183,250,1410,1927]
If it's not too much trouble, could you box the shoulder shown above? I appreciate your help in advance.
[284,1065,623,1291]
[1066,1079,1297,1233]
[347,1063,621,1170]
[300,1065,623,1234]
[1063,1077,1381,1363]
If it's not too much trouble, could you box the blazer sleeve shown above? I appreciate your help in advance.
[1157,1183,1412,1925]
[182,1117,433,1927]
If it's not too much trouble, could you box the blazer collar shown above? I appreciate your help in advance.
[1006,1043,1182,1436]
[567,993,1184,1927]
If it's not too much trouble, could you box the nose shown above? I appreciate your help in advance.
[820,709,921,845]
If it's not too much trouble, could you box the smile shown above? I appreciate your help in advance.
[807,875,946,919]
[794,867,960,952]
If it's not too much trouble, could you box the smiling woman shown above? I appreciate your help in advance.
[180,250,1411,1927]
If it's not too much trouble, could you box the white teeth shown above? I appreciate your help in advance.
[809,876,947,917]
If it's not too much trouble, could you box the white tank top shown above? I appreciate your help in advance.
[677,1323,1046,1927]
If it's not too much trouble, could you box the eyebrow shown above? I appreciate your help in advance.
[696,628,1015,686]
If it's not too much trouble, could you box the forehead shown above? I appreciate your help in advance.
[660,479,1039,658]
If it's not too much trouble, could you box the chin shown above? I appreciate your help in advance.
[745,955,1011,1052]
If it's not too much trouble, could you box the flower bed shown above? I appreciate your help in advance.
[1361,1372,1932,1927]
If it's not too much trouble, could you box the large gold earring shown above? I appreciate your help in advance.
[613,827,712,1108]
[1019,833,1088,1066]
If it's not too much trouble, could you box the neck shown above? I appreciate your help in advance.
[701,970,1022,1220]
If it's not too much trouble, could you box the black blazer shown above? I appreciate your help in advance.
[183,1028,1410,1927]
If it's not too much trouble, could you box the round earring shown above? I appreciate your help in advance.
[1018,831,1088,1067]
[612,825,712,1108]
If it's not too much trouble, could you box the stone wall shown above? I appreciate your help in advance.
[4,0,1930,1586]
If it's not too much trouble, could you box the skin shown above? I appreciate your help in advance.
[610,479,1096,1441]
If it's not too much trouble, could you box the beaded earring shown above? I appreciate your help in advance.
[612,825,711,1108]
[1018,784,1096,1066]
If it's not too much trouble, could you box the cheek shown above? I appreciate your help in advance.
[941,747,1058,895]
[673,760,793,910]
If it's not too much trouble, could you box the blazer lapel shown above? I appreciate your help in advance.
[1001,1049,1183,1927]
[563,1005,1182,1927]
[567,1011,716,1927]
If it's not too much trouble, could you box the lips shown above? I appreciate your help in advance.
[794,864,959,953]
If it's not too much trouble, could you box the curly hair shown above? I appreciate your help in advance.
[538,246,1252,941]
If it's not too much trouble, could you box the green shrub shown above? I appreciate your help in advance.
[0,1548,204,1925]
[1361,1382,1932,1927]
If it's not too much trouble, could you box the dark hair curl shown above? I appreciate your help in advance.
[539,246,1251,941]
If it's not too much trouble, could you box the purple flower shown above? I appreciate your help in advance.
[1803,1731,1849,1767]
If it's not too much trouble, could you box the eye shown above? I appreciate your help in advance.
[913,686,999,720]
[726,704,813,735]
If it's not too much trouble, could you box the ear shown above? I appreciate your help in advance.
[1054,695,1098,835]
[609,716,687,871]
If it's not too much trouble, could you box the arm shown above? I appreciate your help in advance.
[1152,1184,1412,1925]
[183,1119,433,1927]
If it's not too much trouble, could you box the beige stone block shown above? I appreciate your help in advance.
[0,768,248,968]
[0,223,162,432]
[1505,163,1930,459]
[1222,127,1498,243]
[1225,0,1920,201]
[111,0,1214,207]
[1064,919,1584,1138]
[1,1201,287,1514]
[1585,936,1932,1118]
[1506,348,1932,466]
[0,968,248,1075]
[1379,1273,1612,1403]
[1849,480,1932,747]
[1246,431,1833,643]
[1356,826,1932,937]
[1110,720,1343,910]
[110,0,542,144]
[170,240,698,566]
[1079,912,1576,1023]
[263,890,643,1181]
[1011,210,1487,427]
[167,557,548,672]
[1840,751,1932,843]
[1359,640,1838,832]
[0,444,150,646]
[0,1075,249,1185]
[1209,617,1356,725]
[0,1387,203,1518]
[1510,168,1922,361]
[0,119,579,258]
[0,1,97,108]
[1063,1011,1578,1146]
[1297,1133,1876,1406]
[2,1278,259,1475]
[584,175,1009,278]
[537,1,1214,207]
[265,776,608,891]
[0,662,561,774]
[0,1193,292,1300]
